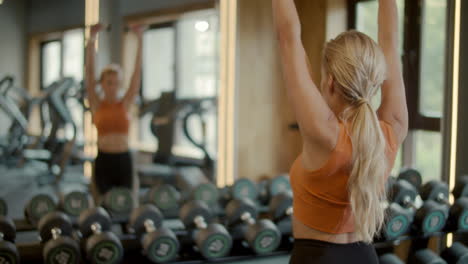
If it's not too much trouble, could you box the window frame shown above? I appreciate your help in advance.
[138,11,219,161]
[39,38,63,90]
[348,0,443,132]
[348,0,449,178]
[140,22,177,101]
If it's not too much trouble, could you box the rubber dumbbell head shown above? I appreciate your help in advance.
[60,190,93,217]
[453,176,468,199]
[195,223,232,260]
[103,187,134,216]
[390,180,418,209]
[398,168,422,190]
[448,197,468,231]
[232,178,258,201]
[24,193,58,226]
[268,191,293,222]
[383,203,414,240]
[192,183,219,207]
[244,219,281,255]
[420,181,450,205]
[147,184,180,211]
[412,249,447,264]
[38,212,80,264]
[78,207,123,264]
[380,253,404,264]
[179,200,213,230]
[129,204,179,263]
[179,201,232,259]
[414,200,448,235]
[226,199,281,254]
[225,198,258,227]
[441,242,468,264]
[0,216,19,264]
[269,174,291,197]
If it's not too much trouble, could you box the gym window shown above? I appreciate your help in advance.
[139,9,219,160]
[348,0,448,181]
[39,28,85,142]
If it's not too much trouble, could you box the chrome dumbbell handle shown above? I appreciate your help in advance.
[194,215,207,229]
[241,212,255,225]
[144,219,157,233]
[286,207,293,216]
[91,223,102,234]
[51,227,62,240]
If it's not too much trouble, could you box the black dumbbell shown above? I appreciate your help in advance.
[78,207,123,264]
[413,200,448,236]
[391,179,447,235]
[382,202,414,240]
[146,184,181,213]
[421,181,451,206]
[390,179,419,209]
[175,167,219,207]
[420,181,468,233]
[60,190,94,218]
[258,174,291,204]
[441,242,468,264]
[411,249,447,264]
[128,204,179,263]
[379,253,404,264]
[38,212,80,264]
[398,168,423,190]
[225,198,281,255]
[453,176,468,200]
[447,197,468,232]
[221,178,259,204]
[179,200,232,260]
[0,198,7,216]
[0,216,19,264]
[268,191,293,223]
[102,187,135,217]
[446,242,468,264]
[24,193,58,226]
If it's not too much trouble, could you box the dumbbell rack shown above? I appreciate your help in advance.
[157,203,272,220]
[374,229,468,261]
[13,217,293,263]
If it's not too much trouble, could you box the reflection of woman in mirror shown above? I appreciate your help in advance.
[85,23,144,200]
[273,0,407,263]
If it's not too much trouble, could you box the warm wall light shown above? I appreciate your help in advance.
[449,0,461,198]
[84,0,100,179]
[447,0,461,248]
[218,0,237,187]
[0,0,4,5]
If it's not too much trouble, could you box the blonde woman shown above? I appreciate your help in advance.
[273,0,408,263]
[85,24,144,200]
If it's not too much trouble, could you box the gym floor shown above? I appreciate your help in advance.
[0,162,291,264]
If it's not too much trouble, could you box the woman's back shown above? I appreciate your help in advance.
[290,121,398,243]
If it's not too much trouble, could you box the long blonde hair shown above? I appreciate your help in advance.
[323,30,387,243]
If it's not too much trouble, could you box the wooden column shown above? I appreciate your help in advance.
[234,0,328,180]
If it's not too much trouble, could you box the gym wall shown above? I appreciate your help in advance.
[27,0,84,34]
[0,0,27,137]
[120,0,211,16]
[234,0,346,180]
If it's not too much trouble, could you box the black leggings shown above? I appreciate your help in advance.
[93,151,133,195]
[289,239,379,264]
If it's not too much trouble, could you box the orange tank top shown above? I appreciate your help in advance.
[93,101,130,136]
[290,121,398,234]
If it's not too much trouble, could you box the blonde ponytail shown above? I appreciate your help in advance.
[323,31,388,243]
